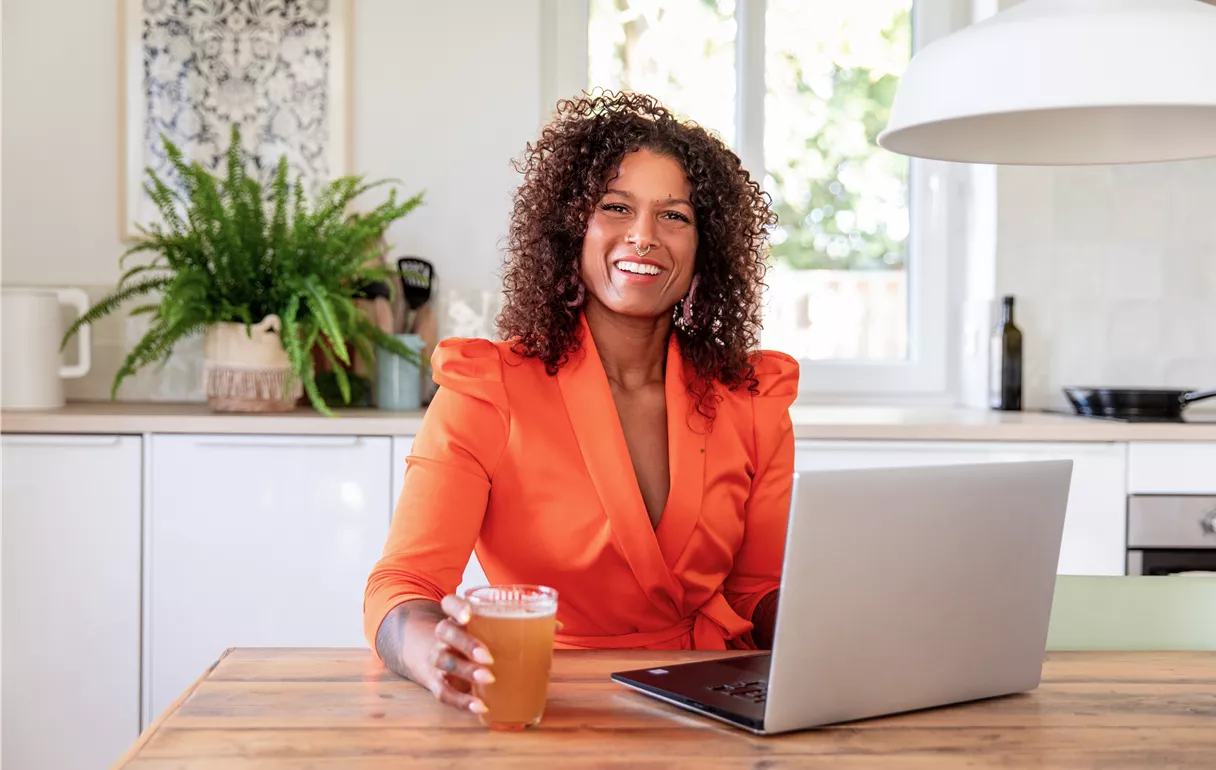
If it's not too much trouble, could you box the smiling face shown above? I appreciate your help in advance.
[580,149,699,322]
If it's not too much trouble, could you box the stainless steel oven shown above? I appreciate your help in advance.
[1127,495,1216,575]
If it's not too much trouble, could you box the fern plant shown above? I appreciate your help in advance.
[63,126,424,415]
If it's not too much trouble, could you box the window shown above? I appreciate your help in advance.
[762,0,911,362]
[572,0,967,398]
[588,1,738,147]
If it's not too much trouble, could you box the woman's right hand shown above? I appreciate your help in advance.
[377,595,496,714]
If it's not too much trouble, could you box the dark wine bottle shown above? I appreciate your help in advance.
[989,295,1023,411]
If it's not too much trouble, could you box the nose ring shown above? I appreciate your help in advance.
[634,243,652,258]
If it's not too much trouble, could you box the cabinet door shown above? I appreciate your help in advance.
[2,434,142,770]
[147,434,391,723]
[1127,442,1216,494]
[392,436,487,594]
[794,440,1128,576]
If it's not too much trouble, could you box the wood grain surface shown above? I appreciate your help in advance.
[114,648,1216,769]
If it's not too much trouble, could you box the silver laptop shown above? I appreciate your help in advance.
[611,460,1073,735]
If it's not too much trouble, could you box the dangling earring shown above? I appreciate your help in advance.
[674,274,700,330]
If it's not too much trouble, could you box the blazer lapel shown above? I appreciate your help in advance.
[557,316,682,610]
[655,333,707,568]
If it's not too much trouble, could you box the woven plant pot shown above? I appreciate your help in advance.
[203,315,302,413]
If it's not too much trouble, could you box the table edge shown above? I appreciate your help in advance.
[110,647,234,769]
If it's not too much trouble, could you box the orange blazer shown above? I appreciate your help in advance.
[364,316,799,652]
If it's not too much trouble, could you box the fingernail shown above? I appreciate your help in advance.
[473,647,494,665]
[470,699,488,714]
[474,668,496,684]
[459,610,472,624]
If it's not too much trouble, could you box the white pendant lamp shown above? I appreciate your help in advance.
[877,0,1216,165]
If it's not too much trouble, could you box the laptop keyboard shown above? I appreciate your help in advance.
[709,679,768,704]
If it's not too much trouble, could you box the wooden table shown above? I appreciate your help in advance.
[116,648,1216,769]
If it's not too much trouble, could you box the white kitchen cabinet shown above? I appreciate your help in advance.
[794,440,1128,576]
[1127,442,1216,494]
[2,434,142,770]
[146,434,392,724]
[391,436,488,594]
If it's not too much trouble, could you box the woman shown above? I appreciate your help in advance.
[365,92,798,714]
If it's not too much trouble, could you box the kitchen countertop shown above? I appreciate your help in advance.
[4,401,1216,441]
[114,648,1216,769]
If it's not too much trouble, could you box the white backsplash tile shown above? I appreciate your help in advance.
[1170,158,1216,235]
[437,288,501,342]
[1109,163,1176,240]
[1105,300,1164,360]
[1162,302,1216,354]
[1160,249,1216,302]
[60,285,507,403]
[998,159,1216,411]
[1100,243,1164,302]
[1046,299,1106,376]
[1044,240,1105,301]
[1051,165,1116,242]
[1164,358,1216,391]
[1100,357,1166,389]
[119,315,206,402]
[60,287,207,403]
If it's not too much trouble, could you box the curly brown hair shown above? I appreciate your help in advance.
[497,91,776,418]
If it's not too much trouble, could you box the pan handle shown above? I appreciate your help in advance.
[1181,388,1216,405]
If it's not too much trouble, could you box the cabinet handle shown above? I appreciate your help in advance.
[189,436,364,448]
[2,435,123,446]
[1202,509,1216,536]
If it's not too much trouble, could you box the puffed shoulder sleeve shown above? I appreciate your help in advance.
[430,338,509,408]
[752,350,800,413]
[750,350,799,456]
[415,337,511,484]
[363,338,511,653]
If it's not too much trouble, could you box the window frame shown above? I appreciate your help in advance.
[545,0,973,402]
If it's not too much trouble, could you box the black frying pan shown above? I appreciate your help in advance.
[1063,387,1216,420]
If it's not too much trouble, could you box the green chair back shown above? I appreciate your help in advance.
[1046,575,1216,651]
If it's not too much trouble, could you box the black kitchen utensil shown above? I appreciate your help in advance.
[1063,387,1216,420]
[396,257,434,311]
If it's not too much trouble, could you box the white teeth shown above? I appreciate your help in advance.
[615,260,661,276]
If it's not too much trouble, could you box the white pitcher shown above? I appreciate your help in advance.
[1,287,92,410]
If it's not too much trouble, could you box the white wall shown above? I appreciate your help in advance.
[355,0,544,296]
[1,0,549,400]
[2,0,125,287]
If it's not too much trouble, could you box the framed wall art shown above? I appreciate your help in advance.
[120,0,353,240]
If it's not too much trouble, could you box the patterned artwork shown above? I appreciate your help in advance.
[123,0,349,238]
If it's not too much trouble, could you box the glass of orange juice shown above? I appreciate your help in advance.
[464,584,558,730]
